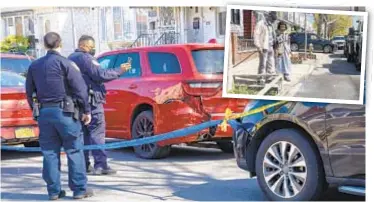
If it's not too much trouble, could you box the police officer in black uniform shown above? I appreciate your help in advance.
[26,32,94,200]
[68,35,131,175]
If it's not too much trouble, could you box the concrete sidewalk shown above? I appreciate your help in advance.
[226,54,318,96]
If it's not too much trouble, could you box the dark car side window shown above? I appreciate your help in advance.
[148,52,181,74]
[97,55,117,70]
[310,34,318,40]
[113,52,141,78]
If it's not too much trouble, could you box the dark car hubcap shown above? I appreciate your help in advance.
[263,141,307,199]
[134,117,156,153]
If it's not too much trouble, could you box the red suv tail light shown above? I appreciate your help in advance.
[182,81,222,97]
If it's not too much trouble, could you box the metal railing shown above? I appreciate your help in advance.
[237,37,257,52]
[154,31,180,45]
[129,33,158,48]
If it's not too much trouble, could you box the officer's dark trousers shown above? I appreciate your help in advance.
[37,106,87,197]
[84,104,108,169]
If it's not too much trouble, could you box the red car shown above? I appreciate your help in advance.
[1,71,39,146]
[1,53,38,147]
[1,53,34,76]
[97,43,250,158]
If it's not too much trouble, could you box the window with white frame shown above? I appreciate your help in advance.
[100,8,107,41]
[231,9,240,25]
[3,15,34,37]
[113,7,123,40]
[108,7,137,41]
[218,11,226,36]
[136,9,148,35]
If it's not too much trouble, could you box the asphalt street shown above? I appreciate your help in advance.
[1,144,365,201]
[291,50,361,100]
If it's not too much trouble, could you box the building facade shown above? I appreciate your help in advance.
[1,7,227,58]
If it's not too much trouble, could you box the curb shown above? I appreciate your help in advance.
[279,59,317,97]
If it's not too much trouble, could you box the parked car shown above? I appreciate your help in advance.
[0,53,34,76]
[331,36,346,50]
[290,32,337,53]
[0,71,39,147]
[97,43,250,159]
[355,20,364,71]
[233,101,365,201]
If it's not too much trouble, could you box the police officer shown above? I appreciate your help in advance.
[25,32,94,200]
[68,35,131,175]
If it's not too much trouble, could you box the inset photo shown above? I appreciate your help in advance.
[223,5,368,104]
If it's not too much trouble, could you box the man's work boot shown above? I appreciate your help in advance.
[73,188,94,199]
[49,190,66,200]
[93,167,117,175]
[284,74,291,82]
[86,165,93,174]
[257,78,265,85]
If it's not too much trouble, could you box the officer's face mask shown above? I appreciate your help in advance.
[89,48,96,56]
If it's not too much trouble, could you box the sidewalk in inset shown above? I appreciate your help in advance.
[226,54,318,96]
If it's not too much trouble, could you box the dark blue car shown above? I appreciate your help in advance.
[290,32,337,53]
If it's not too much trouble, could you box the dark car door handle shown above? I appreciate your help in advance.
[129,84,137,89]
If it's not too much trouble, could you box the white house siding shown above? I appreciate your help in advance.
[2,6,227,57]
[185,7,226,44]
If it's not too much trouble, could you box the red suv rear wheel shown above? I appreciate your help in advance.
[131,110,171,159]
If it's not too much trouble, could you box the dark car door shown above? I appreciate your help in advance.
[325,104,365,179]
[309,34,323,51]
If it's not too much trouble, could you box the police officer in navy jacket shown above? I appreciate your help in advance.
[26,32,94,200]
[68,35,131,175]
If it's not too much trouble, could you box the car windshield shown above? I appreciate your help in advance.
[1,58,32,75]
[1,71,26,87]
[191,49,224,74]
[333,37,345,40]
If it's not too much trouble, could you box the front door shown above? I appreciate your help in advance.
[187,7,204,43]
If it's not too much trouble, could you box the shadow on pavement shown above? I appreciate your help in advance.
[328,53,346,59]
[173,178,266,201]
[110,145,234,163]
[1,150,42,160]
[1,192,49,201]
[321,59,360,75]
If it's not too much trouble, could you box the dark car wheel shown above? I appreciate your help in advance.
[24,141,40,147]
[255,129,326,201]
[216,140,234,153]
[356,63,361,71]
[131,110,171,159]
[323,45,333,53]
[290,43,299,52]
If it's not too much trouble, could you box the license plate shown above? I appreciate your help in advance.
[15,127,35,138]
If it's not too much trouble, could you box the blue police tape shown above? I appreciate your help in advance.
[1,120,223,152]
[0,101,329,153]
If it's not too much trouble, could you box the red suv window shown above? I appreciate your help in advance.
[191,49,224,74]
[114,53,141,78]
[148,52,181,74]
[98,54,117,69]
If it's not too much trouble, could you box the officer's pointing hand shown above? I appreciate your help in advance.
[120,63,131,72]
[82,114,92,125]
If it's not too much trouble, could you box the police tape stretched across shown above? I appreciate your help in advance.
[1,100,291,152]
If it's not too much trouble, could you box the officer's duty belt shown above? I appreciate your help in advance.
[41,102,63,108]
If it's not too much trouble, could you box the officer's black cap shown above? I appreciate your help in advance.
[44,32,62,49]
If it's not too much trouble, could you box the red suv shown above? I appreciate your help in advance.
[97,44,250,158]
